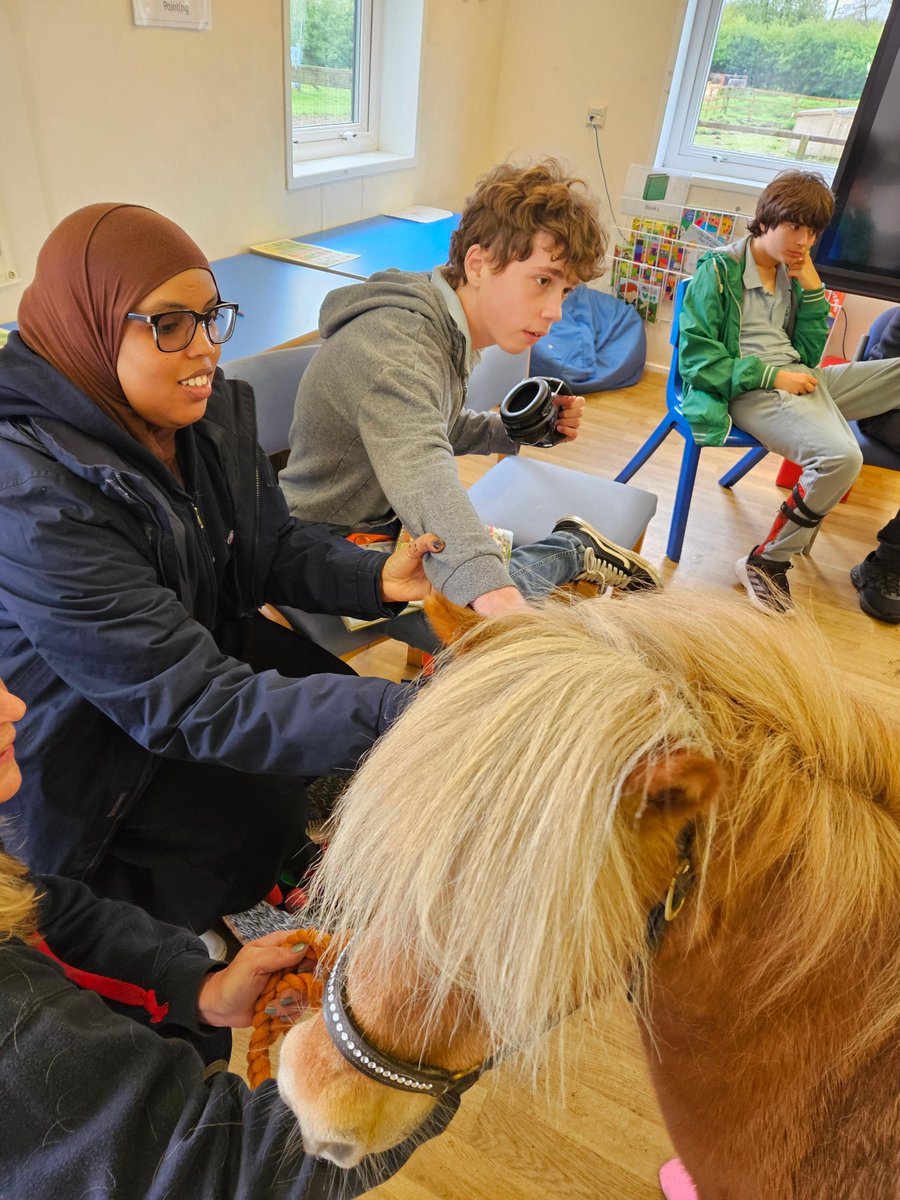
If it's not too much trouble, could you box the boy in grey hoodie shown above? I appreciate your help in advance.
[280,161,660,639]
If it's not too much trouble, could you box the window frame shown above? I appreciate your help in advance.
[657,0,848,187]
[285,0,379,160]
[283,0,422,189]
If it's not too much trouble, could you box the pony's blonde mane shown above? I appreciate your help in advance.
[0,840,39,943]
[313,591,900,1070]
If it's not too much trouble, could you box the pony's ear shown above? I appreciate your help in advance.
[423,593,482,646]
[624,749,724,824]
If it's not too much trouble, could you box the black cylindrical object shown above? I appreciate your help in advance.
[499,376,572,447]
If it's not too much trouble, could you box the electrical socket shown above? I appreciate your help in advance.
[586,106,607,129]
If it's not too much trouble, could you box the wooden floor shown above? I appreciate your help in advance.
[235,370,900,1199]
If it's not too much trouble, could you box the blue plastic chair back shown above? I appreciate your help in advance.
[860,305,900,359]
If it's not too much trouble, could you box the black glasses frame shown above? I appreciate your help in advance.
[125,302,239,352]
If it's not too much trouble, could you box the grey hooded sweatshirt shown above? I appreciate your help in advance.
[280,269,520,606]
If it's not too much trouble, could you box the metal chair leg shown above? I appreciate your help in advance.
[800,523,823,557]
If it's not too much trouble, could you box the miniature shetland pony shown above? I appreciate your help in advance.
[279,591,900,1198]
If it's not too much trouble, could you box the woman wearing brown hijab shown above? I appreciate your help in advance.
[0,204,442,934]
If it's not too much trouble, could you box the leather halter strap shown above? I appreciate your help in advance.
[644,823,696,954]
[321,945,488,1098]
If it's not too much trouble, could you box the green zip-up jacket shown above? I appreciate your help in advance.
[678,235,831,446]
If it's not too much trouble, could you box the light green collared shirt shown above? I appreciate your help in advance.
[431,267,481,375]
[739,246,800,368]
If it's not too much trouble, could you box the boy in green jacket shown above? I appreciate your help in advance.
[679,169,900,613]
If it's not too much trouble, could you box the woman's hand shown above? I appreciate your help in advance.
[197,931,315,1028]
[380,533,445,603]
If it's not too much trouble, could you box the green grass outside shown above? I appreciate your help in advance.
[696,86,856,163]
[291,82,352,125]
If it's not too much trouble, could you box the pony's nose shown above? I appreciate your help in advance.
[305,1137,365,1168]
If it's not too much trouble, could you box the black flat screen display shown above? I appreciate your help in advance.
[814,5,900,301]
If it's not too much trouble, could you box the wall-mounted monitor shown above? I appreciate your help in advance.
[814,3,900,302]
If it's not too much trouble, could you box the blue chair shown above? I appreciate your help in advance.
[850,304,900,469]
[614,278,766,562]
[853,303,900,363]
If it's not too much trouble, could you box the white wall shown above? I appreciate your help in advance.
[489,0,682,213]
[1,0,893,347]
[488,0,686,366]
[0,0,507,322]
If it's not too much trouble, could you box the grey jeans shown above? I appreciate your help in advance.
[730,357,900,559]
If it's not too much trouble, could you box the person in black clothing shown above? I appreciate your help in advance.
[0,203,443,932]
[0,678,455,1198]
[850,307,900,624]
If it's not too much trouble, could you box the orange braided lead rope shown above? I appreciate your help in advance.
[247,927,333,1089]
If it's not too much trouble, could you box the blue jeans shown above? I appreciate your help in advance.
[380,530,586,652]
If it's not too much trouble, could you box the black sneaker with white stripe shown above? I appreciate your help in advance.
[553,516,662,592]
[735,551,794,614]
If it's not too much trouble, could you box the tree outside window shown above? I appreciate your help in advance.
[289,0,365,134]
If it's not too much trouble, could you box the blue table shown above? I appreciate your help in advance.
[213,212,460,361]
[211,253,351,362]
[213,252,355,360]
[285,213,460,280]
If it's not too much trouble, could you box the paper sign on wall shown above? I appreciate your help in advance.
[132,0,212,31]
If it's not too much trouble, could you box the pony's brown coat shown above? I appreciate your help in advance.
[283,590,900,1195]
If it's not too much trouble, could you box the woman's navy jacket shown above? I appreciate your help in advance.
[0,869,454,1196]
[0,334,408,879]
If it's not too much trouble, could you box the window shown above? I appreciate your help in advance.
[287,0,376,154]
[283,0,423,188]
[658,0,889,186]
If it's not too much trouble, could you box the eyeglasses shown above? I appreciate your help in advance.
[125,302,239,353]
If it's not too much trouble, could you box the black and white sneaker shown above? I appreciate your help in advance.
[553,515,662,591]
[735,551,794,614]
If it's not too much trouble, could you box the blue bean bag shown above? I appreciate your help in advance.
[531,285,646,392]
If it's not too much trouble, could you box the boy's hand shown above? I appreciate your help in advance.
[553,392,584,441]
[471,585,530,617]
[197,931,314,1028]
[380,533,445,602]
[774,369,818,395]
[786,249,822,291]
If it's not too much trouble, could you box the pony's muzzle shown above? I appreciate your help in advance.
[301,1133,366,1169]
